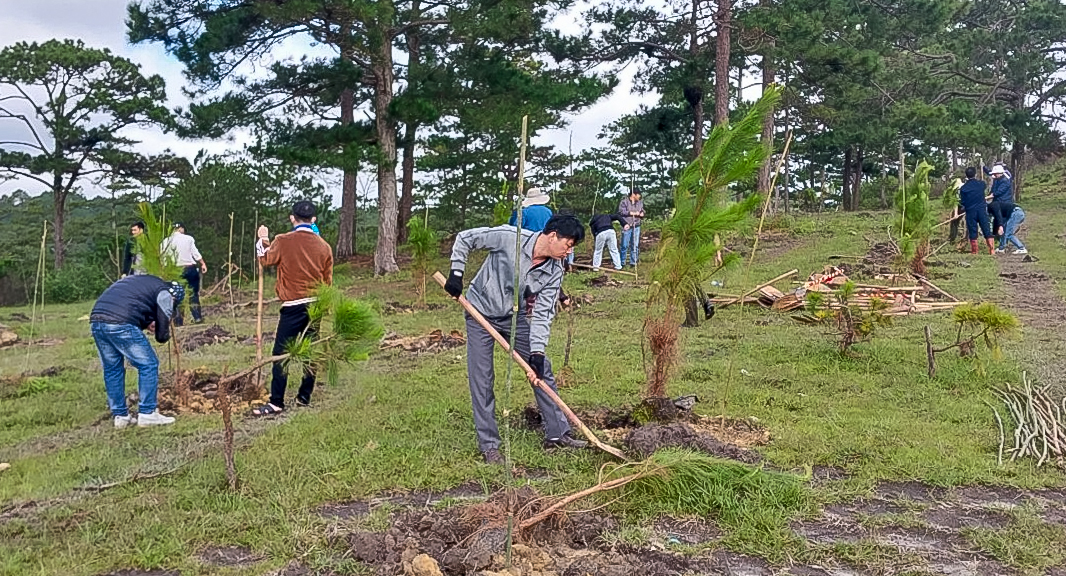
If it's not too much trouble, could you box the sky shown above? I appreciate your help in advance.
[0,0,655,204]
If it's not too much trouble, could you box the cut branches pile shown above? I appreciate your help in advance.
[989,375,1066,468]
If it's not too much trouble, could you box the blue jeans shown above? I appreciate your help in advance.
[999,208,1026,250]
[91,322,160,416]
[621,225,640,265]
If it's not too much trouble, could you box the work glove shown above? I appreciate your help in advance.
[444,269,463,298]
[528,352,546,380]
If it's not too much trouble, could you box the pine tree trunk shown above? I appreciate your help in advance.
[1010,140,1024,201]
[53,179,66,269]
[851,146,863,211]
[372,47,400,276]
[397,19,422,245]
[714,0,731,126]
[336,87,357,259]
[842,146,853,211]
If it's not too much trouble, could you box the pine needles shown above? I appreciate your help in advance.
[643,88,780,398]
[405,218,439,307]
[894,161,934,274]
[282,284,384,387]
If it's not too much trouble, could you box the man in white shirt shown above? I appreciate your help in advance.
[162,223,208,324]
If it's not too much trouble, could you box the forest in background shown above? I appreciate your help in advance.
[1,0,1065,304]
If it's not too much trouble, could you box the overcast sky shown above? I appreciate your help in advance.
[0,0,653,204]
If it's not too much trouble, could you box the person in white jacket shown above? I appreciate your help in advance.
[162,223,207,324]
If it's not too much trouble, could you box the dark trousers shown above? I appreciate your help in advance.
[270,303,316,409]
[964,206,992,240]
[180,266,203,322]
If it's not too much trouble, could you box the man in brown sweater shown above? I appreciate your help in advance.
[252,200,334,415]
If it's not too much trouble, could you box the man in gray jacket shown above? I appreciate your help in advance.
[445,215,587,464]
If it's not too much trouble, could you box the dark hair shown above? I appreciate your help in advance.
[292,200,316,222]
[543,214,585,244]
[965,167,976,179]
[629,189,641,197]
[131,221,145,231]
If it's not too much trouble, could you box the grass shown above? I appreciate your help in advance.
[962,506,1066,573]
[2,163,1066,574]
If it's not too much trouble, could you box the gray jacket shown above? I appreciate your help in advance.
[618,197,644,227]
[450,225,563,353]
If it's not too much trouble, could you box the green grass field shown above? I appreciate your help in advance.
[3,161,1066,575]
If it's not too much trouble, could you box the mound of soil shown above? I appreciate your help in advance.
[520,405,768,463]
[382,329,465,354]
[334,486,729,576]
[383,301,447,315]
[585,275,621,288]
[625,423,761,463]
[181,324,235,352]
[148,368,263,414]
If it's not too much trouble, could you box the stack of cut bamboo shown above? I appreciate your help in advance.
[715,266,969,317]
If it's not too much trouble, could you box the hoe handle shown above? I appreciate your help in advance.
[433,272,628,461]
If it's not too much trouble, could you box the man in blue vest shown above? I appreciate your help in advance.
[90,275,184,428]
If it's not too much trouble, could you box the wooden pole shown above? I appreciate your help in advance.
[718,269,799,309]
[434,272,628,461]
[748,129,794,268]
[255,210,264,392]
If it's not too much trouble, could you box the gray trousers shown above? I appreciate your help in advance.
[465,313,569,451]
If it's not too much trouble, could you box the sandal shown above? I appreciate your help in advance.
[251,403,284,417]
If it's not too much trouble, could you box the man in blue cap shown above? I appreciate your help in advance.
[90,275,184,428]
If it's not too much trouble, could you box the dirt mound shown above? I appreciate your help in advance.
[585,275,622,288]
[150,368,264,414]
[181,324,235,352]
[625,423,762,463]
[333,486,734,576]
[520,405,767,463]
[382,329,465,354]
[383,301,447,315]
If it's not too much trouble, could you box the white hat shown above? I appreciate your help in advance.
[521,187,550,208]
[991,165,1005,175]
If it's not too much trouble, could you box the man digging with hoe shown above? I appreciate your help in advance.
[445,215,589,464]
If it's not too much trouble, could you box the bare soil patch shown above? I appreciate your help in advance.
[381,329,466,355]
[180,324,235,352]
[198,544,263,567]
[519,404,768,463]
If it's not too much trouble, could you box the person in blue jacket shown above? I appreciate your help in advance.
[984,163,1013,203]
[509,188,553,232]
[958,167,995,255]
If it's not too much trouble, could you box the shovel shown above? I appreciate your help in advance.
[433,272,628,461]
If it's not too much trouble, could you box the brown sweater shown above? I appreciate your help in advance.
[259,229,333,302]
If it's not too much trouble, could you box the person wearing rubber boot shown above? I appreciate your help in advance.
[445,215,588,464]
[90,275,184,428]
[958,167,995,255]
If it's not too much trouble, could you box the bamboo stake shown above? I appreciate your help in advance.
[748,130,794,268]
[434,271,628,461]
[227,213,236,332]
[718,269,798,309]
[913,274,960,302]
[26,221,47,359]
[255,210,264,392]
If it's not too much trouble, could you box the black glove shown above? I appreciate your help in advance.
[528,352,546,380]
[559,290,571,309]
[444,269,463,298]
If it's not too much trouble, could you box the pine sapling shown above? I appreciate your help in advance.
[804,281,893,354]
[405,217,439,308]
[642,88,780,403]
[894,161,934,274]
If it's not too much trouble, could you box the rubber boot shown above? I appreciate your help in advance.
[969,239,978,254]
[986,237,995,255]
